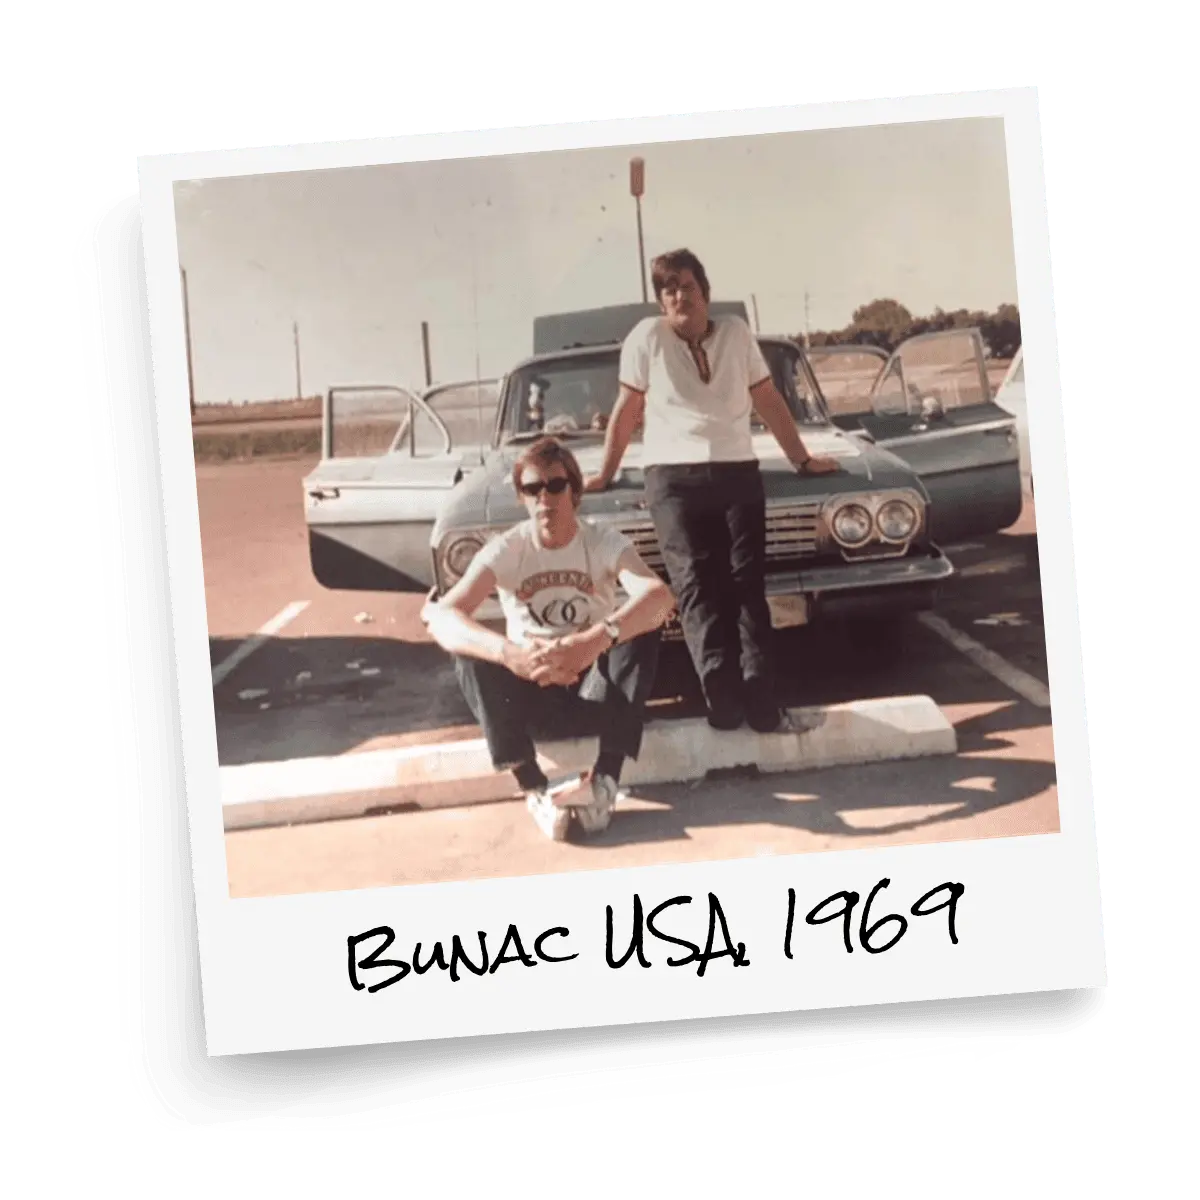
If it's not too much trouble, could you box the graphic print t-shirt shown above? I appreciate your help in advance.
[473,519,634,645]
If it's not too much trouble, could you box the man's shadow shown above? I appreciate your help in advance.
[579,732,1056,850]
[558,668,1057,850]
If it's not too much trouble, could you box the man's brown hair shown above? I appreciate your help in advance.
[511,436,584,502]
[650,248,711,302]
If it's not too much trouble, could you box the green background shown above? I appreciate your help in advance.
[7,2,1180,1190]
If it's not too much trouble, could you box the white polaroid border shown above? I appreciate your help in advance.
[139,87,1104,1057]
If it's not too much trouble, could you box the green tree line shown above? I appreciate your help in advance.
[804,299,1021,359]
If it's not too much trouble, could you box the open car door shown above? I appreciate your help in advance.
[420,377,502,467]
[809,330,1022,543]
[805,344,889,437]
[304,384,463,592]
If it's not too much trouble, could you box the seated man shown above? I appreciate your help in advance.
[423,437,676,841]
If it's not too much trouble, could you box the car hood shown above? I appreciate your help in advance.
[433,427,924,532]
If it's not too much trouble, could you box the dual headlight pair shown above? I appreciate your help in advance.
[439,489,925,587]
[826,492,922,549]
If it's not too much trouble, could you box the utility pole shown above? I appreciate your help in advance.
[292,321,302,401]
[750,293,761,333]
[180,266,196,416]
[630,157,648,303]
[421,320,433,387]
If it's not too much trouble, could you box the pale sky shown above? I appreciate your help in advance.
[174,117,1018,405]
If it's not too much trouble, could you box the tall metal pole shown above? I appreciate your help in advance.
[635,195,647,303]
[180,266,196,416]
[804,290,811,348]
[421,320,433,387]
[630,157,648,303]
[750,293,761,333]
[293,320,302,401]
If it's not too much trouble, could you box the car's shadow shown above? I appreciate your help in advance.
[211,633,475,765]
[210,610,1050,768]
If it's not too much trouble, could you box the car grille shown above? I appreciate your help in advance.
[611,501,822,570]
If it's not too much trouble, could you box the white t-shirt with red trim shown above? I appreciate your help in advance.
[618,314,772,465]
[474,518,633,646]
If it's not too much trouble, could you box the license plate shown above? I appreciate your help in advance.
[769,594,809,628]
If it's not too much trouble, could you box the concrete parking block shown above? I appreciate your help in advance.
[221,695,954,830]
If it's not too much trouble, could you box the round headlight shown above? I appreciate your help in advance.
[831,502,872,547]
[442,533,485,583]
[877,498,918,542]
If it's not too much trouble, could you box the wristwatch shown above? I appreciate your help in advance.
[601,617,621,645]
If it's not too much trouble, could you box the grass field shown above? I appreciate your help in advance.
[192,396,322,426]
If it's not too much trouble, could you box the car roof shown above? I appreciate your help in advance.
[506,332,800,375]
[532,300,751,354]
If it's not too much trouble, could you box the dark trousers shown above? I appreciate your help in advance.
[454,632,660,772]
[644,460,774,710]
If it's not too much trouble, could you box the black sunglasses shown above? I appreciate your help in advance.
[519,476,572,498]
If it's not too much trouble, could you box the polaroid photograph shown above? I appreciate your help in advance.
[138,87,1105,1056]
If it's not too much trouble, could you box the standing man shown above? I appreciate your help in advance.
[424,437,675,842]
[584,249,838,732]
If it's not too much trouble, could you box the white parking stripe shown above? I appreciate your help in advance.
[916,612,1052,709]
[211,601,310,686]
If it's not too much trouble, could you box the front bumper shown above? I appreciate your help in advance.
[765,547,954,628]
[450,548,954,636]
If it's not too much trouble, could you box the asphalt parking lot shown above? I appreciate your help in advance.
[198,455,1057,896]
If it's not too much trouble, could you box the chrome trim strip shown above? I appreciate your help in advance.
[779,552,954,595]
[879,417,1015,450]
[840,543,913,562]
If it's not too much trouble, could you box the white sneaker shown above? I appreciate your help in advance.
[575,772,618,835]
[547,774,593,809]
[527,789,571,841]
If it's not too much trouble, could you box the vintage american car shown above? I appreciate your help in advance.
[303,303,1022,640]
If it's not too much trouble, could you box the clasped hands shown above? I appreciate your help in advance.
[502,627,609,688]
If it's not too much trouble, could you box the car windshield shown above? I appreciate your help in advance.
[499,341,826,442]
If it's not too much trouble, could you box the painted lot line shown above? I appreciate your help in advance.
[211,601,310,686]
[917,612,1052,708]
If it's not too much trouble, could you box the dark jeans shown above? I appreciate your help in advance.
[644,460,774,710]
[454,632,660,772]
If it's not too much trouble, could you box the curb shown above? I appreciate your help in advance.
[221,695,956,831]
